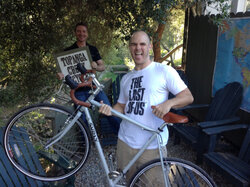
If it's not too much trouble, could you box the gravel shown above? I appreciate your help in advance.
[73,136,234,187]
[74,145,117,187]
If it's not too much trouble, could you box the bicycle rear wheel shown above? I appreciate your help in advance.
[129,157,216,187]
[4,103,91,181]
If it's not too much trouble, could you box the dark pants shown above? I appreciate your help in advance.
[75,89,120,134]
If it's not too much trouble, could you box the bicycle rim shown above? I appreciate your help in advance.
[4,103,90,181]
[129,157,216,187]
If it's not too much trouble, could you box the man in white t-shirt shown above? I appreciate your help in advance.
[99,30,194,183]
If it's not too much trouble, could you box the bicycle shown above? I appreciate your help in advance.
[3,63,216,186]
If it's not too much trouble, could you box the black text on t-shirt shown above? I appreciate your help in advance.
[127,76,146,115]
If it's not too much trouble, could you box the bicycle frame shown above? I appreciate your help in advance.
[46,73,170,187]
[91,100,169,186]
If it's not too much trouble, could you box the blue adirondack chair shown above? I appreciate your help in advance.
[0,127,75,187]
[203,124,250,187]
[0,127,50,186]
[172,82,243,163]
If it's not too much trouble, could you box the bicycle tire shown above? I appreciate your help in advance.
[4,103,91,181]
[129,157,217,187]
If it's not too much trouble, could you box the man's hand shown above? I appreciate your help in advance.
[99,101,112,116]
[57,72,64,80]
[152,88,194,119]
[152,101,172,119]
[91,59,105,72]
[91,61,98,70]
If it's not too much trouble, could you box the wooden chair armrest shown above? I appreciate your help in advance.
[198,116,240,128]
[203,124,249,135]
[202,124,249,153]
[174,104,210,111]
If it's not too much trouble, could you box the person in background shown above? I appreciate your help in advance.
[58,22,120,133]
[99,30,194,184]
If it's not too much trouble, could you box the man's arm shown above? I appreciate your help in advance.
[152,88,194,119]
[91,59,105,72]
[99,102,125,116]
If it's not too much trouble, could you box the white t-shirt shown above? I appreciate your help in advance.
[117,62,187,149]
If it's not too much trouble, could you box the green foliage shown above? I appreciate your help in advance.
[100,72,118,82]
[188,0,231,26]
[161,9,185,50]
[0,83,23,106]
[103,40,130,65]
[91,0,181,40]
[0,0,68,103]
[174,58,182,66]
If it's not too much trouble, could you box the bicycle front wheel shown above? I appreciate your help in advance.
[4,103,91,181]
[129,157,216,187]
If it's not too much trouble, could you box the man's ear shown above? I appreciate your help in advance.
[149,43,153,50]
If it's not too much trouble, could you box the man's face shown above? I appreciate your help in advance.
[129,32,151,66]
[75,25,88,42]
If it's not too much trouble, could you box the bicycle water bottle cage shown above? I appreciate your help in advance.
[151,106,188,123]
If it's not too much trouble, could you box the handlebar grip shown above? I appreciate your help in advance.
[77,63,87,75]
[65,75,78,89]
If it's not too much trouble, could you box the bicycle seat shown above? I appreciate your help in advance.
[163,112,188,123]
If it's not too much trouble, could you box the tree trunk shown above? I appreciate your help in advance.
[152,23,165,62]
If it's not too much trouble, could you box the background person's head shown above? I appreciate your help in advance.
[74,22,88,43]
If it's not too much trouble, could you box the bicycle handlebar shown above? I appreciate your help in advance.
[64,64,96,108]
[65,75,78,89]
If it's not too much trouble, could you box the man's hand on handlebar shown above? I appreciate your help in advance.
[99,101,112,116]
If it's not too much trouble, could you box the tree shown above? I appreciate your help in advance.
[0,0,69,102]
